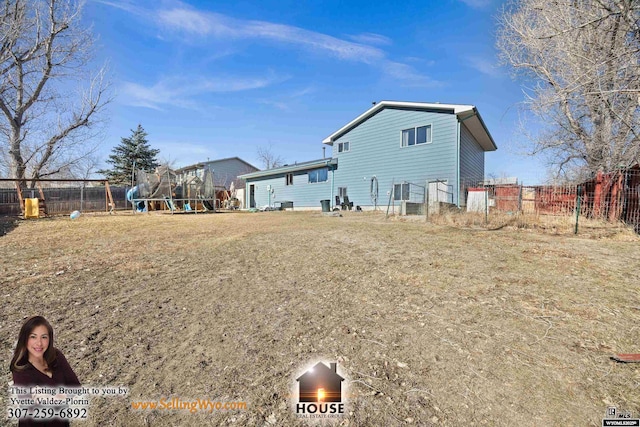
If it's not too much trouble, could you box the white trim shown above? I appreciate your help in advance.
[400,124,432,147]
[322,100,497,152]
[239,158,336,179]
[337,141,350,153]
[393,182,411,201]
[307,167,329,184]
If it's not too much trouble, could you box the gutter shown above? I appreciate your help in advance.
[239,158,336,180]
[456,121,461,207]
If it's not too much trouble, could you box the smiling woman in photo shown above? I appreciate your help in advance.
[10,316,81,427]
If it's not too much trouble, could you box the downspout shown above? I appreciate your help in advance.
[457,109,479,208]
[325,157,335,209]
[456,121,461,207]
[331,164,335,209]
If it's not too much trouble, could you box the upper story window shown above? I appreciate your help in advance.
[337,141,350,153]
[285,173,293,185]
[308,167,328,183]
[401,125,432,147]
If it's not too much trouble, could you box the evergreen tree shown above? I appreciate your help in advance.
[99,125,160,185]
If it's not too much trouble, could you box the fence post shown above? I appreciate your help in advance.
[518,184,523,213]
[425,181,429,220]
[574,185,582,234]
[485,187,488,225]
[385,179,394,219]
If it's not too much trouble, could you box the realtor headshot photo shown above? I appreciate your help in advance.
[9,315,81,427]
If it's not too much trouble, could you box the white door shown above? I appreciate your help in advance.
[428,181,451,207]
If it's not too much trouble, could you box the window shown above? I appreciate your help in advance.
[401,125,432,147]
[394,183,410,201]
[308,167,328,183]
[338,187,347,198]
[402,128,415,146]
[285,173,293,186]
[337,141,350,153]
[417,125,431,144]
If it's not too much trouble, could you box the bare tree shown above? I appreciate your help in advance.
[256,142,284,170]
[0,0,111,188]
[497,0,640,179]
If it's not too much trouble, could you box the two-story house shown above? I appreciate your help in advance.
[239,101,497,210]
[175,157,259,190]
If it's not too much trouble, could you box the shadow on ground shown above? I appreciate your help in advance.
[0,216,19,237]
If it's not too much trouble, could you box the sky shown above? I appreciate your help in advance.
[84,0,549,184]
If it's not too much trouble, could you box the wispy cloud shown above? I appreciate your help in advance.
[257,85,317,111]
[458,0,493,8]
[152,3,437,85]
[347,32,392,46]
[156,7,385,63]
[102,1,441,87]
[92,0,143,15]
[466,56,501,77]
[383,62,443,88]
[120,74,287,110]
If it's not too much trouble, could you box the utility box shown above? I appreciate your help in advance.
[24,198,39,218]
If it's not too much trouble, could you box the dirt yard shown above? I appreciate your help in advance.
[1,211,639,426]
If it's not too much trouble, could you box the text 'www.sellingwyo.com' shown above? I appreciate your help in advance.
[131,398,247,413]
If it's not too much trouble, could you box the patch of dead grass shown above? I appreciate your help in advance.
[0,210,638,426]
[426,210,639,240]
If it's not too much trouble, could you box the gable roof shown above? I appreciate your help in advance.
[176,157,259,174]
[322,100,497,152]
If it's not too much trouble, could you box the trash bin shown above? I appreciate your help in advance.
[320,199,330,212]
[24,198,39,219]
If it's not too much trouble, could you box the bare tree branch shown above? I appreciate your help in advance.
[256,142,284,170]
[497,0,640,179]
[0,0,112,189]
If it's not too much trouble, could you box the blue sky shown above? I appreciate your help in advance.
[86,0,548,184]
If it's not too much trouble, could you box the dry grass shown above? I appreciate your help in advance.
[426,210,638,239]
[1,210,639,426]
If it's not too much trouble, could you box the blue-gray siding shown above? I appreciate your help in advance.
[459,123,485,204]
[331,108,459,208]
[245,167,333,208]
[242,107,488,209]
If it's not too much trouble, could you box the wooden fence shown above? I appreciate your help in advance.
[0,186,129,216]
[461,167,640,231]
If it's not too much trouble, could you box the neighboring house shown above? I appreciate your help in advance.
[240,101,497,210]
[175,157,259,190]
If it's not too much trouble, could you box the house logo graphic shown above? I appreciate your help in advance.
[293,361,346,418]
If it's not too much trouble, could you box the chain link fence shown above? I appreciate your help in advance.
[391,168,640,234]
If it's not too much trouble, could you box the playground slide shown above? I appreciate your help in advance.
[202,199,215,211]
[126,186,147,212]
[164,196,176,211]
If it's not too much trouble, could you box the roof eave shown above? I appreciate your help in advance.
[457,108,497,151]
[238,158,337,180]
[322,100,474,145]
